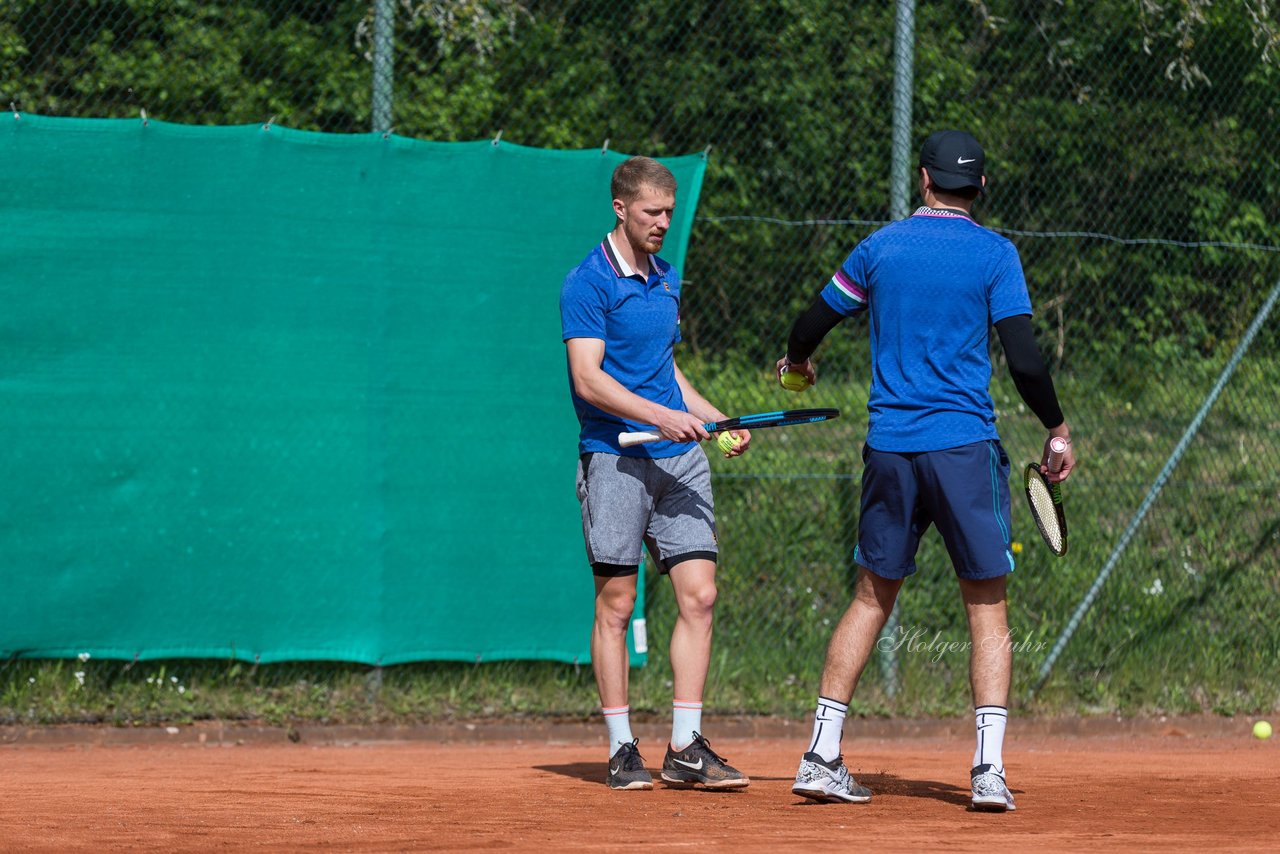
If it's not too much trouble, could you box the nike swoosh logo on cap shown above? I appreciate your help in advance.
[957,157,976,164]
[673,757,704,770]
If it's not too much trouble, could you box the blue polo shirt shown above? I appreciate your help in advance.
[560,235,694,458]
[821,207,1032,452]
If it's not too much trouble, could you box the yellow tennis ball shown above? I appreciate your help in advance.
[780,369,810,392]
[717,432,741,455]
[1253,720,1272,740]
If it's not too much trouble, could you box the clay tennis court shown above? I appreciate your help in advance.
[2,716,1275,852]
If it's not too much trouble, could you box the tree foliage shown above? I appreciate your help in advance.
[4,0,1278,371]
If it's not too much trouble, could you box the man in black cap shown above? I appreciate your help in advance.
[777,130,1076,812]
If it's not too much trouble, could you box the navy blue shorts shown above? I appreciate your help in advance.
[854,440,1014,581]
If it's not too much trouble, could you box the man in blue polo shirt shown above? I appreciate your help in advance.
[561,156,751,792]
[778,131,1076,812]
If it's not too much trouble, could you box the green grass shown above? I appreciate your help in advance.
[1,657,607,727]
[4,357,1278,726]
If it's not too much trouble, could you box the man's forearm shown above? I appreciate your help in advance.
[995,314,1064,429]
[572,364,669,426]
[786,293,845,364]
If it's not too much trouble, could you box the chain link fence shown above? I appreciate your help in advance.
[6,1,1278,715]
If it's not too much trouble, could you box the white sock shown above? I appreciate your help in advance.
[602,705,634,758]
[671,699,703,751]
[808,696,848,763]
[973,705,1008,773]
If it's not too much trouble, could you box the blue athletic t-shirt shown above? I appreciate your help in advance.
[821,207,1032,452]
[560,235,694,458]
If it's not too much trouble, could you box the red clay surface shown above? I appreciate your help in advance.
[2,718,1276,852]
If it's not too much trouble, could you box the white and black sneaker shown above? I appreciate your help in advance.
[792,752,872,803]
[606,739,653,790]
[970,763,1016,812]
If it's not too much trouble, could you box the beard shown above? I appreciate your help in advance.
[639,232,665,254]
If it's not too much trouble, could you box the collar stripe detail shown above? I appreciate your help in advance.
[600,238,624,276]
[913,205,975,222]
[602,233,666,281]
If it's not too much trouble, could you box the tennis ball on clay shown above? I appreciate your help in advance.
[1253,720,1272,740]
[780,369,810,392]
[717,432,742,456]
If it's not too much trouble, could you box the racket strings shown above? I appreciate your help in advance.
[1026,478,1064,551]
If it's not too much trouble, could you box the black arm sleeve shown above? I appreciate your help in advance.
[786,293,846,364]
[995,314,1064,429]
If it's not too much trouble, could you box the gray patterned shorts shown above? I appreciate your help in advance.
[575,447,718,576]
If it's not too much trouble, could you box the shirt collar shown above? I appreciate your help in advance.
[912,205,975,222]
[604,232,654,279]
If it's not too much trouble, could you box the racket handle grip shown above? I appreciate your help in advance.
[619,421,720,448]
[618,430,661,448]
[1047,436,1068,473]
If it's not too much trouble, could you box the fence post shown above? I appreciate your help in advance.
[890,0,916,222]
[878,0,917,699]
[372,0,395,133]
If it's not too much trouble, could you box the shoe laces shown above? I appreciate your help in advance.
[689,731,729,763]
[615,738,645,770]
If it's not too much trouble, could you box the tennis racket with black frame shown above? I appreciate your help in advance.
[618,407,840,448]
[1023,436,1069,556]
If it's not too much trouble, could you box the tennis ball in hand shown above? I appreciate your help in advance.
[780,369,810,392]
[717,432,742,456]
[1254,720,1272,740]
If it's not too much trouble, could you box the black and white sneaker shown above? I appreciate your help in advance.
[792,752,872,803]
[970,763,1016,812]
[606,739,653,790]
[660,732,750,789]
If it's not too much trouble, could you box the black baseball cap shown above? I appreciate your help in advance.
[919,130,985,193]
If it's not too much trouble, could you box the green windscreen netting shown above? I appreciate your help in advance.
[0,115,705,665]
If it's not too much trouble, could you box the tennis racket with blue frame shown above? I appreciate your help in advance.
[618,408,840,448]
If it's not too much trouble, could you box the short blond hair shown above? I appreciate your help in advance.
[611,156,676,203]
